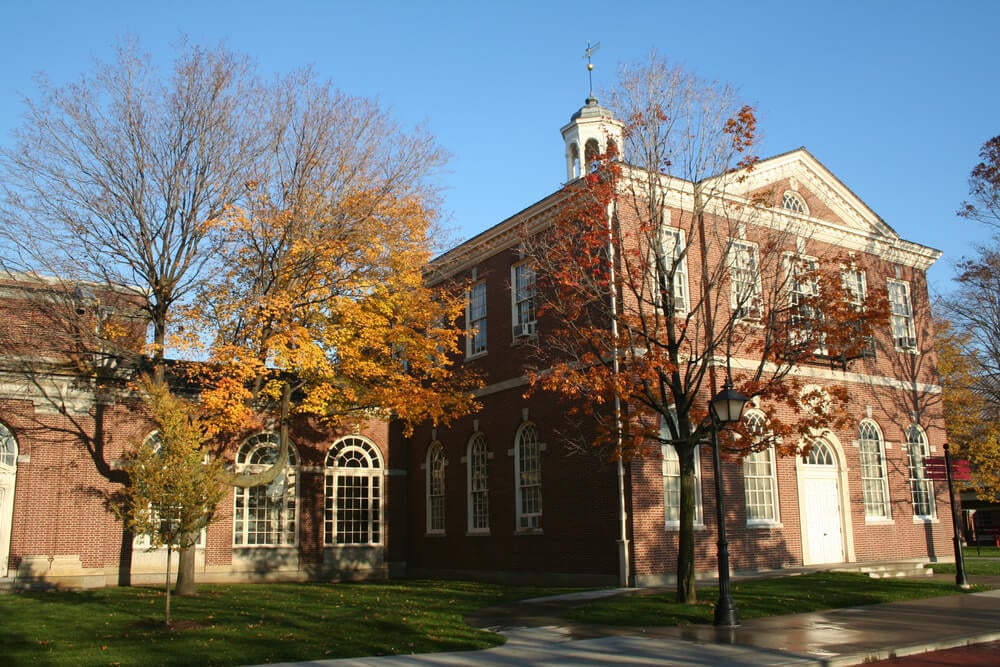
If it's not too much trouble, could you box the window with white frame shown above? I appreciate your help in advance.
[781,191,809,215]
[426,442,446,534]
[511,261,536,338]
[887,279,917,351]
[842,267,868,307]
[655,226,689,314]
[729,239,762,320]
[661,411,702,528]
[858,420,891,521]
[467,433,490,533]
[906,426,936,519]
[233,432,298,546]
[804,439,835,465]
[0,422,16,469]
[325,436,383,545]
[467,280,487,356]
[743,411,779,524]
[514,423,542,530]
[786,254,823,352]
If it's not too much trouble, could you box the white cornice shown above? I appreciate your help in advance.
[430,149,942,281]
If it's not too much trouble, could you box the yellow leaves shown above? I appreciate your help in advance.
[116,376,228,549]
[188,176,476,434]
[936,319,1000,499]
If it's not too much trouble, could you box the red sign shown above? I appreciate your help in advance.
[924,456,971,482]
[952,459,972,481]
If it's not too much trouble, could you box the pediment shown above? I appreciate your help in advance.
[739,148,899,241]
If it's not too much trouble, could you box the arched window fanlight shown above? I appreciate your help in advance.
[782,191,809,215]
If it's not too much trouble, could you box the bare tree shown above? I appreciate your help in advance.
[1,40,470,595]
[958,135,1000,229]
[1,39,269,379]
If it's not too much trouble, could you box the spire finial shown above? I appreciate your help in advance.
[583,41,600,100]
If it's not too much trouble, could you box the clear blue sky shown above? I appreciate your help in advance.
[2,0,996,294]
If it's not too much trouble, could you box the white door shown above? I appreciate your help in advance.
[803,474,844,564]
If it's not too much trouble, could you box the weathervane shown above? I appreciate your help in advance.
[583,41,600,98]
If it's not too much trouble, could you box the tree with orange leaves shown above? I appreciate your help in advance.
[165,72,479,593]
[524,55,888,604]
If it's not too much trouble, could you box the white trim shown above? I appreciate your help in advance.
[795,432,855,565]
[324,435,385,547]
[232,432,300,548]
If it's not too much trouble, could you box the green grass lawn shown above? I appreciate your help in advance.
[932,544,1000,576]
[562,572,989,627]
[0,580,577,667]
[2,572,992,666]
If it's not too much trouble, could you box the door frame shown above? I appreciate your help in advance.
[796,433,855,565]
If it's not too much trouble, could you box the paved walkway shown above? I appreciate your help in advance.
[259,579,1000,667]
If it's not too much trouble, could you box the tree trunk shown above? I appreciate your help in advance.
[117,524,134,587]
[676,444,698,603]
[165,544,173,626]
[174,544,197,596]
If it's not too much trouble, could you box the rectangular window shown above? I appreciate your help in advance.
[468,435,490,533]
[234,475,297,546]
[787,254,824,354]
[662,446,703,528]
[842,268,867,307]
[466,280,487,357]
[840,267,875,359]
[327,474,381,544]
[511,261,536,338]
[655,227,688,314]
[427,444,446,534]
[729,240,762,320]
[515,425,542,530]
[887,279,916,351]
[744,448,779,523]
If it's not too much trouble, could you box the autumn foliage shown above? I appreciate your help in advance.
[522,55,890,603]
[526,151,888,463]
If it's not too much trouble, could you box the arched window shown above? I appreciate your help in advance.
[569,143,581,179]
[426,442,446,534]
[233,433,298,546]
[781,191,809,215]
[0,422,17,470]
[906,426,936,519]
[661,410,702,528]
[325,436,383,545]
[804,440,835,465]
[743,411,778,524]
[514,423,542,530]
[585,138,601,172]
[859,421,891,520]
[467,433,490,533]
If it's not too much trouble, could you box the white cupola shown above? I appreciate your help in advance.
[560,95,624,182]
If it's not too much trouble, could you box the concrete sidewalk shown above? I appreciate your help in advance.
[259,586,1000,667]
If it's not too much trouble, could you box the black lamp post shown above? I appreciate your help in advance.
[709,378,749,627]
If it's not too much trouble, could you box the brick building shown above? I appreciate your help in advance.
[1,97,955,589]
[0,276,405,587]
[401,97,954,587]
